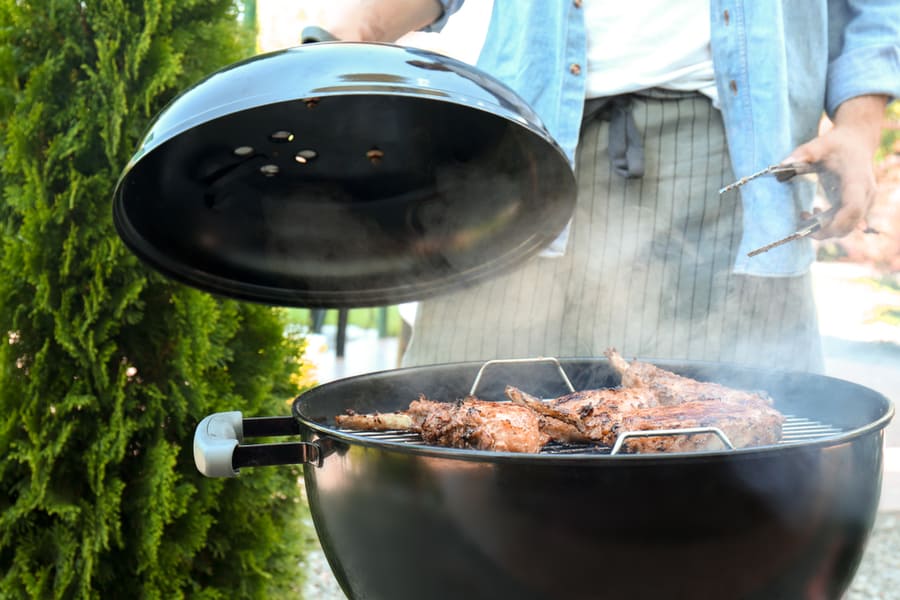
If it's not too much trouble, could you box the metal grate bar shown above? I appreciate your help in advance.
[780,415,844,442]
[349,430,421,443]
[783,424,842,430]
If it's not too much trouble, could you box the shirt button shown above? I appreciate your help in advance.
[729,79,738,94]
[569,63,582,76]
[724,9,730,25]
[573,0,583,7]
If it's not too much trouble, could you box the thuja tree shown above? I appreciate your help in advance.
[0,1,311,598]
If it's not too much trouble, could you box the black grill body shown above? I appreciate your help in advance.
[294,359,892,600]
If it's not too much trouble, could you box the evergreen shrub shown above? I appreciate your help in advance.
[0,1,311,597]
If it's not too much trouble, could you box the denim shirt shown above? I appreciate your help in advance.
[431,0,900,276]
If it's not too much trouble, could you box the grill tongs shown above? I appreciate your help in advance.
[719,162,837,257]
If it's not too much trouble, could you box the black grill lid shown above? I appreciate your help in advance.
[113,42,576,307]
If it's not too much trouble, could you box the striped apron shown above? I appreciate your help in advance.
[402,91,824,373]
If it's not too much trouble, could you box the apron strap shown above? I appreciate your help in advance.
[583,95,645,178]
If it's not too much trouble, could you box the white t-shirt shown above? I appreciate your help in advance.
[584,0,718,103]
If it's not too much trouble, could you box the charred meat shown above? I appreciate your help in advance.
[613,400,784,452]
[336,354,784,454]
[602,348,784,450]
[335,395,548,453]
[507,381,783,452]
[507,351,783,452]
[503,385,588,443]
[605,348,775,407]
[505,385,658,444]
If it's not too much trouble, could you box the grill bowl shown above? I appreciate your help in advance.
[294,359,892,600]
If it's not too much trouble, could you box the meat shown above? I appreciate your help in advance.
[408,396,549,452]
[334,411,414,430]
[503,386,589,443]
[613,400,783,452]
[604,348,775,407]
[504,385,658,444]
[335,353,784,454]
[506,351,783,452]
[335,395,548,453]
[507,381,783,452]
[602,348,784,451]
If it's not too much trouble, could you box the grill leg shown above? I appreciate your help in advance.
[336,308,348,358]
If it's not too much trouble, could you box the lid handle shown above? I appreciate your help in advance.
[301,26,338,44]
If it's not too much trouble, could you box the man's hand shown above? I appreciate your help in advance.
[784,94,888,239]
[319,0,443,42]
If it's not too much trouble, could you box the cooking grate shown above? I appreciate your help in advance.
[337,414,847,455]
[332,359,850,455]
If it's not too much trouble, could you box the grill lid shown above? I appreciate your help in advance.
[113,42,575,308]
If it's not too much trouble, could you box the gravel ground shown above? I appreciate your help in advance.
[847,512,900,600]
[301,512,900,600]
[300,546,343,600]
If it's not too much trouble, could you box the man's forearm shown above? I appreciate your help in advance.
[320,0,444,42]
[832,94,890,156]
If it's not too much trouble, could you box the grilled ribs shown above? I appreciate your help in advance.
[605,348,775,407]
[613,400,783,452]
[335,395,548,453]
[600,349,783,451]
[335,353,784,454]
[506,351,783,452]
[507,381,783,452]
[505,385,658,444]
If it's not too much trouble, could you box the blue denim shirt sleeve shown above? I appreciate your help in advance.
[825,0,900,116]
[423,0,465,32]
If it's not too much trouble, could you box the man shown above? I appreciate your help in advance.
[322,1,899,371]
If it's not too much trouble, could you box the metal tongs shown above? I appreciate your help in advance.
[718,162,818,195]
[719,162,837,257]
[746,206,838,257]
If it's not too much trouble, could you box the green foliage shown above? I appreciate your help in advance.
[0,1,310,598]
[877,100,899,163]
[857,274,900,293]
[285,306,403,339]
[869,305,900,326]
[855,276,900,325]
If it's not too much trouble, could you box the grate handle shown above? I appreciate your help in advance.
[469,357,576,397]
[609,427,736,455]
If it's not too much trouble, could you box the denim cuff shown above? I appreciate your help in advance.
[826,45,900,117]
[421,0,464,32]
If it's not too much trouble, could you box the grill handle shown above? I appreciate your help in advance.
[609,427,736,455]
[469,357,576,396]
[193,412,324,477]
